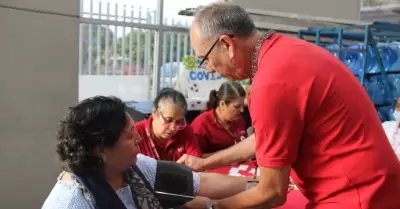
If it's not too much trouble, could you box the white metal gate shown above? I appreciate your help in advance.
[79,0,194,101]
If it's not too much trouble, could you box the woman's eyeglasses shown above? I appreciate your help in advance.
[157,112,187,130]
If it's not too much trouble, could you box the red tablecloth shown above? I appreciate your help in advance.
[208,162,308,209]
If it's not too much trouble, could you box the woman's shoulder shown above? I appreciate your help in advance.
[42,179,92,209]
[135,118,148,130]
[191,110,213,127]
[136,154,157,187]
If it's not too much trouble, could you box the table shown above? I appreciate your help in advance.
[208,162,308,209]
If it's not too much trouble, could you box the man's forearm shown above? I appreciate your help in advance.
[212,186,282,209]
[202,152,215,158]
[197,173,247,200]
[201,134,256,170]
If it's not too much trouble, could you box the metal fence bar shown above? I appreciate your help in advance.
[121,6,127,74]
[80,0,202,99]
[136,7,142,74]
[104,2,110,74]
[152,0,165,99]
[112,4,118,75]
[169,19,175,87]
[80,18,189,33]
[162,30,167,77]
[176,32,182,80]
[96,1,102,74]
[144,8,152,76]
[88,0,94,74]
[82,11,144,21]
[79,0,84,74]
[129,6,134,76]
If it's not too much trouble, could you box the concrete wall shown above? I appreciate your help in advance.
[0,0,79,208]
[229,0,362,20]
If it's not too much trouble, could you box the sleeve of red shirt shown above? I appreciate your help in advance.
[249,83,304,168]
[191,117,212,153]
[183,125,203,157]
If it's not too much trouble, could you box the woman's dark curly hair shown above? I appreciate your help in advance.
[56,96,127,175]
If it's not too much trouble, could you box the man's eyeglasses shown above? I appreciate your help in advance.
[157,112,187,130]
[197,34,234,69]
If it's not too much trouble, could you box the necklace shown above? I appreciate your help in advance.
[251,30,275,79]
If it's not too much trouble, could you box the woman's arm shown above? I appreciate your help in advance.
[196,173,247,200]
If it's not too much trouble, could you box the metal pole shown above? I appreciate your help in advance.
[152,0,164,99]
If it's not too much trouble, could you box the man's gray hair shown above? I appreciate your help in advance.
[194,2,256,39]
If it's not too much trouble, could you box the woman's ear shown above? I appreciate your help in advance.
[95,146,107,163]
[152,107,157,118]
[219,100,226,109]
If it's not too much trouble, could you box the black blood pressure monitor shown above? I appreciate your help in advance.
[154,160,195,208]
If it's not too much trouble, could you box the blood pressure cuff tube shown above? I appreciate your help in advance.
[155,160,194,208]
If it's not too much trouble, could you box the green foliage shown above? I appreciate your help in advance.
[182,56,198,70]
[114,30,191,67]
[236,79,251,86]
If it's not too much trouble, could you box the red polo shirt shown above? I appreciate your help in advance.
[249,33,400,209]
[191,109,247,153]
[135,115,202,161]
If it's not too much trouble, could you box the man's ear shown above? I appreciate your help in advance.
[220,35,235,59]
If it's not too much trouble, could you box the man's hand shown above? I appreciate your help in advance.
[178,134,256,172]
[177,154,205,172]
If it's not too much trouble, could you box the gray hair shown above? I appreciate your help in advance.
[194,2,256,39]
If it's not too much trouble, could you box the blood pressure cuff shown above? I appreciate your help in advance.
[154,160,194,208]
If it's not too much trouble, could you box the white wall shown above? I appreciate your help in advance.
[79,75,151,101]
[0,0,79,208]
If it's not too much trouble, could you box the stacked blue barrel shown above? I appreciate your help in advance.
[323,43,400,121]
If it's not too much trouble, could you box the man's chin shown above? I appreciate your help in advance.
[221,73,248,81]
[224,75,243,81]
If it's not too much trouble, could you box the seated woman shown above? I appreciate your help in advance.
[135,88,202,161]
[42,96,253,209]
[191,81,247,157]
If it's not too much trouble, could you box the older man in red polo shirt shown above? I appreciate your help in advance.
[181,2,400,209]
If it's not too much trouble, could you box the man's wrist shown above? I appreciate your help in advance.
[199,157,210,171]
[206,200,216,209]
[202,154,221,170]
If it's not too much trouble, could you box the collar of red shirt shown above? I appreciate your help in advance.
[206,108,234,128]
[144,115,177,149]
